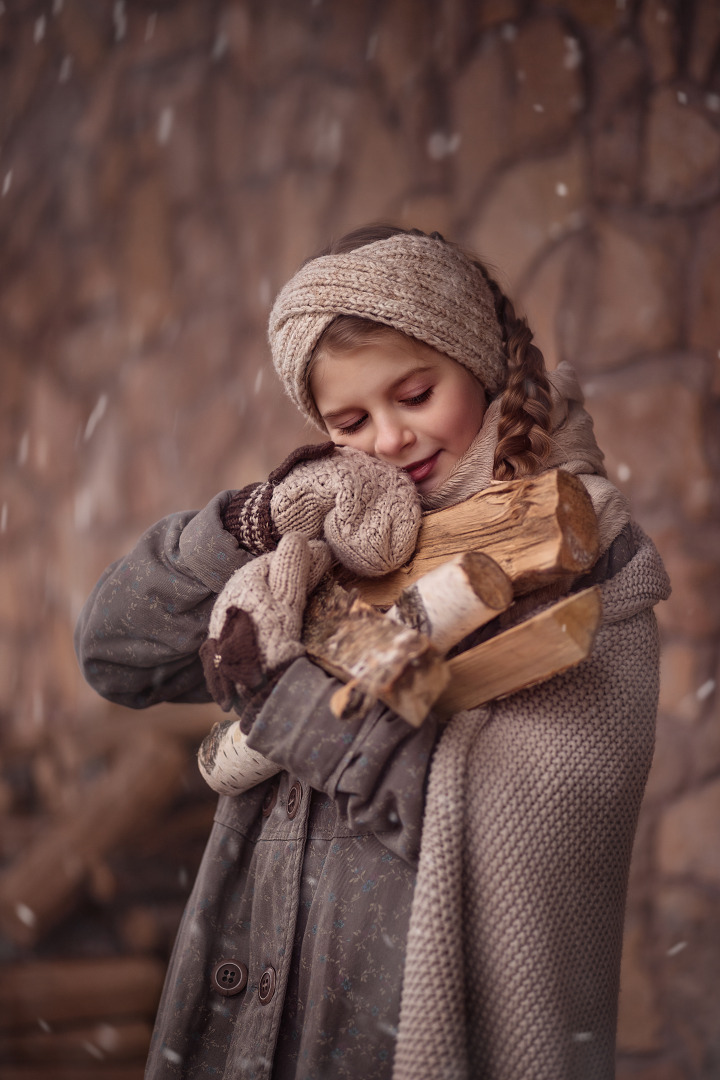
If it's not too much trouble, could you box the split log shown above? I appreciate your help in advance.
[434,587,602,717]
[0,733,185,946]
[305,582,448,728]
[0,956,165,1031]
[351,469,599,607]
[0,1018,151,1064]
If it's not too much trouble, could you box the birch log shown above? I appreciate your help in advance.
[198,718,278,797]
[385,550,513,654]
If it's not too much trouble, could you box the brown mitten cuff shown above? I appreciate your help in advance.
[222,441,336,555]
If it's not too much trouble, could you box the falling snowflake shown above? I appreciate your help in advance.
[15,902,36,927]
[59,56,73,82]
[696,679,715,702]
[616,463,631,482]
[34,16,46,42]
[84,394,108,441]
[113,1,126,42]
[1,170,11,196]
[157,106,174,145]
[555,182,569,197]
[427,132,461,161]
[212,29,228,60]
[666,941,688,957]
[563,37,582,71]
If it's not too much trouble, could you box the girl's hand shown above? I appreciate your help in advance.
[223,443,421,577]
[199,533,331,710]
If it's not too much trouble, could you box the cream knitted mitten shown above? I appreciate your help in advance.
[199,532,331,711]
[223,442,421,577]
[271,445,421,577]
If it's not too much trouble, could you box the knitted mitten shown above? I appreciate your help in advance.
[199,532,331,712]
[223,443,422,577]
[222,441,336,556]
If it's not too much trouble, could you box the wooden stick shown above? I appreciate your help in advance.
[0,957,165,1031]
[305,583,448,728]
[434,587,602,717]
[351,470,599,607]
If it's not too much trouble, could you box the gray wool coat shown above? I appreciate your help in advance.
[75,491,438,1079]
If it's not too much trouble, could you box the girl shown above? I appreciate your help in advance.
[75,225,670,1080]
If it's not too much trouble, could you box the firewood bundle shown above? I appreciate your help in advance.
[306,468,603,726]
[199,470,604,796]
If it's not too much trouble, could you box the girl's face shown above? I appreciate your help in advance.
[309,333,488,494]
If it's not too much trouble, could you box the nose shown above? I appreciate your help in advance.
[373,413,414,460]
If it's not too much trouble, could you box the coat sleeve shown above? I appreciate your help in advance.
[245,657,439,866]
[74,491,253,708]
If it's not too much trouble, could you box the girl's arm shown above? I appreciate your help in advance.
[74,491,253,708]
[243,656,440,867]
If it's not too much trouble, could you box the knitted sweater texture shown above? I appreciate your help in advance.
[391,367,670,1079]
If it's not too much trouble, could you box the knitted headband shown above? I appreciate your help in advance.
[267,233,507,428]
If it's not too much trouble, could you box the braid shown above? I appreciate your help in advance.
[481,275,554,480]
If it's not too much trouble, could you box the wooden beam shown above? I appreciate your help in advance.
[0,1019,151,1064]
[434,587,602,718]
[0,957,165,1031]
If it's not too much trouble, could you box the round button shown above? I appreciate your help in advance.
[261,784,278,817]
[212,960,248,997]
[286,781,302,819]
[258,966,276,1005]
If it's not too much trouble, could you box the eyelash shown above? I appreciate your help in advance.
[336,388,434,436]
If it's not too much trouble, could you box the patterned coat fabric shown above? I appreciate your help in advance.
[75,490,669,1080]
[75,492,436,1079]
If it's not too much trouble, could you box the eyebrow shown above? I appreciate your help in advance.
[320,365,435,423]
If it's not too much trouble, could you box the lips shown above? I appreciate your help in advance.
[404,451,440,484]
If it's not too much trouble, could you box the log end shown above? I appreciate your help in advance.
[555,471,600,573]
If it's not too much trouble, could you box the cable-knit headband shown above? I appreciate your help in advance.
[268,233,507,428]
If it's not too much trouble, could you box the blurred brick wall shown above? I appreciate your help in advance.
[0,0,718,1076]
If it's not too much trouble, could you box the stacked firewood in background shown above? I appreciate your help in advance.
[0,706,218,1078]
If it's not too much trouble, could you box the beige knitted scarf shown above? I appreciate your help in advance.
[390,366,668,1080]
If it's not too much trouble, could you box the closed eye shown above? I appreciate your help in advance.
[336,414,368,436]
[401,387,433,407]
